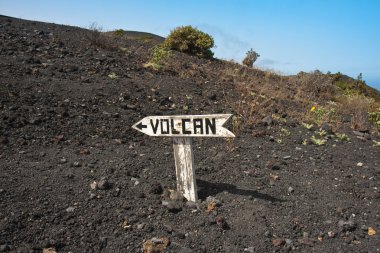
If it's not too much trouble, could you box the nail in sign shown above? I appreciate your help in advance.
[132,114,235,201]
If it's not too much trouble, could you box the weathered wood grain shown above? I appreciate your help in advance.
[173,137,198,201]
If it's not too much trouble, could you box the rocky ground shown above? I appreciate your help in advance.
[0,16,379,252]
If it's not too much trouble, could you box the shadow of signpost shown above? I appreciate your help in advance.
[197,179,284,203]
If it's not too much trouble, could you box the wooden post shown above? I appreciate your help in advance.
[132,114,235,202]
[173,137,197,202]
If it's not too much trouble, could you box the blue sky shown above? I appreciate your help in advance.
[1,0,379,89]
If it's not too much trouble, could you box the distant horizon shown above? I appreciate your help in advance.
[1,0,379,90]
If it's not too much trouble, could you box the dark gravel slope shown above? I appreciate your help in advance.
[0,16,379,253]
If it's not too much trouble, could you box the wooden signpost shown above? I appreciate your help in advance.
[132,114,235,201]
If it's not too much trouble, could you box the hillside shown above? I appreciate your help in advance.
[0,16,379,253]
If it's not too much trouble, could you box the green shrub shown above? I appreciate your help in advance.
[163,26,214,59]
[114,29,125,36]
[310,136,327,146]
[150,45,171,64]
[144,45,172,70]
[309,104,337,126]
[335,133,350,141]
[368,107,380,130]
[108,72,118,79]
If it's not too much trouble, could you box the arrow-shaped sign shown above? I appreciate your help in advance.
[132,114,235,138]
[135,122,147,130]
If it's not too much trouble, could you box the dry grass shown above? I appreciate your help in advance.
[335,95,374,131]
[294,70,337,102]
[86,23,118,50]
[159,47,379,131]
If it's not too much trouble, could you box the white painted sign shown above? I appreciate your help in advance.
[132,114,235,202]
[132,114,235,138]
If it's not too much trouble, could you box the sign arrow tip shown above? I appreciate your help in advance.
[135,122,147,130]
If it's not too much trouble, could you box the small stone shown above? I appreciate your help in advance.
[283,155,291,160]
[215,216,228,229]
[66,207,75,212]
[150,238,163,244]
[114,138,124,144]
[167,201,182,213]
[244,247,255,253]
[175,232,186,239]
[89,193,96,199]
[285,239,293,245]
[97,177,111,190]
[207,202,218,213]
[72,161,81,167]
[360,225,368,231]
[79,149,90,155]
[125,104,137,110]
[368,227,377,236]
[272,238,285,247]
[137,223,146,230]
[164,225,173,233]
[338,219,357,232]
[207,212,217,225]
[206,196,222,206]
[336,206,345,214]
[261,115,273,126]
[52,135,64,143]
[0,189,4,194]
[29,117,42,125]
[356,162,363,167]
[185,201,199,209]
[288,186,294,193]
[42,248,57,253]
[90,181,97,190]
[143,237,170,253]
[59,158,67,164]
[121,220,131,230]
[89,160,97,165]
[113,187,121,197]
[328,231,336,238]
[266,160,281,170]
[352,130,369,138]
[264,230,272,238]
